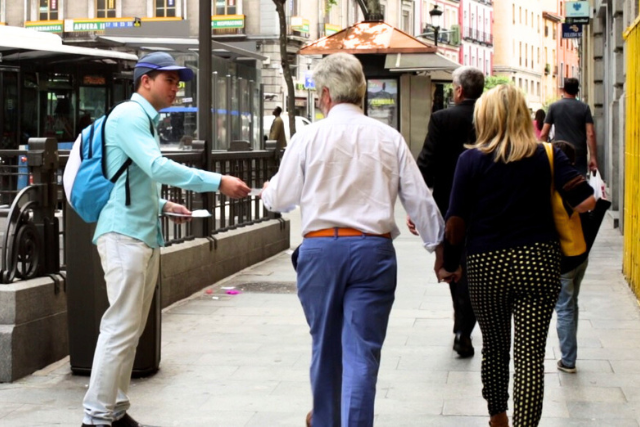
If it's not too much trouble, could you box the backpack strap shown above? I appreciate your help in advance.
[101,100,156,207]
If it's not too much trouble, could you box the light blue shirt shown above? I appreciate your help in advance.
[94,93,222,248]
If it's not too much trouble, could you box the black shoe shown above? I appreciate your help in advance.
[453,333,474,358]
[113,413,144,427]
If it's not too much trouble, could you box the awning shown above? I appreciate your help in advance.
[0,25,137,61]
[97,36,267,61]
[384,52,461,80]
[299,21,436,55]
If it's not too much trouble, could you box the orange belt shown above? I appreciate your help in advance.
[304,227,392,239]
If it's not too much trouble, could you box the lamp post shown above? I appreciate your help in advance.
[429,4,443,47]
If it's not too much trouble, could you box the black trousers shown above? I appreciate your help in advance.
[467,241,561,427]
[449,257,476,337]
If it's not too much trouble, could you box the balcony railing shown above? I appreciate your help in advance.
[421,25,460,46]
[462,27,493,45]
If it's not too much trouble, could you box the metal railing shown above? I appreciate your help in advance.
[0,142,281,282]
[462,27,493,45]
[623,16,640,298]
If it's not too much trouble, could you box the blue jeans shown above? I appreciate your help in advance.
[555,258,589,368]
[297,235,397,427]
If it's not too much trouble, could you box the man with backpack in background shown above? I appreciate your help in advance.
[81,52,250,427]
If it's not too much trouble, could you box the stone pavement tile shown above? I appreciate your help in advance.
[131,406,256,427]
[578,347,640,360]
[377,369,449,385]
[0,404,81,427]
[566,401,638,420]
[594,329,640,348]
[0,402,24,420]
[229,365,309,382]
[539,418,639,427]
[590,319,640,329]
[375,389,444,415]
[397,354,480,373]
[442,396,488,416]
[549,359,613,373]
[375,414,490,426]
[245,411,312,427]
[560,372,640,388]
[545,385,626,402]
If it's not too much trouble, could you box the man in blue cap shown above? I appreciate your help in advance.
[81,52,250,426]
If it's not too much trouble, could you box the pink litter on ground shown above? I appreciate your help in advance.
[226,290,241,295]
[205,289,213,294]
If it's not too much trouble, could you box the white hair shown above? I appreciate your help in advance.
[312,53,367,105]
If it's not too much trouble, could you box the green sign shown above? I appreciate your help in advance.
[73,21,106,31]
[211,15,245,29]
[26,23,63,32]
[325,24,341,36]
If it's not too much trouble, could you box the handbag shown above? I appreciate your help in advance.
[543,143,587,257]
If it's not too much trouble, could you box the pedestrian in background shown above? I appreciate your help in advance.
[533,109,546,140]
[551,140,590,375]
[411,65,485,358]
[439,85,595,427]
[540,78,599,375]
[82,52,250,427]
[269,106,287,153]
[261,53,444,427]
[539,78,598,175]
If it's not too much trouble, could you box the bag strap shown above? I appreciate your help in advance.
[543,142,554,187]
[102,100,156,206]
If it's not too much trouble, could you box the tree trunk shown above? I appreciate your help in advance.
[273,0,297,139]
[355,0,383,21]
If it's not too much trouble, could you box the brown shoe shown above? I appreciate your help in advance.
[306,410,312,427]
[489,411,509,427]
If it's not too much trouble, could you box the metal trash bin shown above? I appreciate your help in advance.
[65,207,161,377]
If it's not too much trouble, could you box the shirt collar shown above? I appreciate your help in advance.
[131,93,160,124]
[327,103,363,118]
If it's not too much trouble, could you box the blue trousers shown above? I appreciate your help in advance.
[556,258,589,368]
[297,236,397,427]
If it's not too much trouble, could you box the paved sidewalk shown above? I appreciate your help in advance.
[0,206,637,427]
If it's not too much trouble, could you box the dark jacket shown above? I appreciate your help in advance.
[416,99,477,215]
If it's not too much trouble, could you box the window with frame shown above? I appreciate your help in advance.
[214,0,237,15]
[39,0,59,20]
[155,0,176,18]
[96,0,116,18]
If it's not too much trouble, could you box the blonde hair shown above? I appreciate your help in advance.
[470,84,539,163]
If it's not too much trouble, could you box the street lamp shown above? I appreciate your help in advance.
[429,4,443,47]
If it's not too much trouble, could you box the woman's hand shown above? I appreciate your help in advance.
[437,266,462,284]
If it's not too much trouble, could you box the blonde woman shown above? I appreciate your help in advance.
[438,85,595,427]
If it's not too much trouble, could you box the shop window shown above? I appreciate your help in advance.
[156,0,176,18]
[214,0,237,15]
[96,0,116,18]
[39,0,59,20]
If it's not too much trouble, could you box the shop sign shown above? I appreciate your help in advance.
[291,16,310,33]
[211,14,245,29]
[324,23,341,36]
[25,20,63,32]
[565,1,590,18]
[562,23,583,38]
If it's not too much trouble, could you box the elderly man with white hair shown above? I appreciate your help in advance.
[261,53,444,427]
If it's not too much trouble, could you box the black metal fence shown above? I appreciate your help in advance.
[0,142,281,283]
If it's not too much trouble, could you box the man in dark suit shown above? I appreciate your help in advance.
[410,66,485,358]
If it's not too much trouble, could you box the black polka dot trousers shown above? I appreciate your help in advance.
[467,241,561,427]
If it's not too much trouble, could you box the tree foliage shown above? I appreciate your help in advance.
[483,75,513,92]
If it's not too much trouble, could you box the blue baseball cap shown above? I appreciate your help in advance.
[134,52,194,82]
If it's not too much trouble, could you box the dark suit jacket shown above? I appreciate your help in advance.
[417,99,477,215]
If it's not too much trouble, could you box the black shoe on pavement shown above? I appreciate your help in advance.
[453,333,475,358]
[113,413,144,427]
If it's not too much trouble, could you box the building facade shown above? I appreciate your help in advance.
[493,0,545,109]
[459,0,494,75]
[415,0,462,64]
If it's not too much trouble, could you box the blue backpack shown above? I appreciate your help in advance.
[63,101,154,223]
